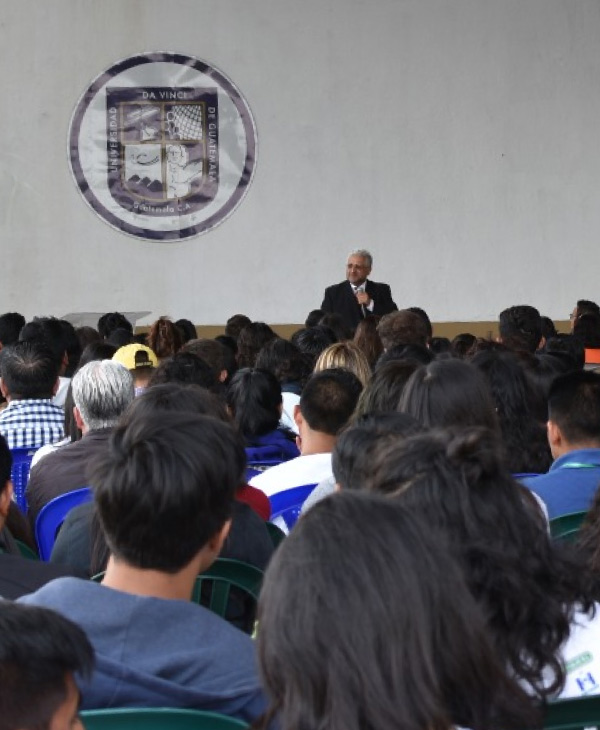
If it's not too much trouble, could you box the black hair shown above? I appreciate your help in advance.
[175,318,197,343]
[353,315,383,368]
[225,314,252,341]
[91,411,244,572]
[290,326,337,368]
[255,338,311,387]
[1,341,59,399]
[470,349,552,473]
[305,309,325,328]
[407,306,433,338]
[576,299,600,318]
[75,326,101,352]
[236,322,278,369]
[574,312,600,349]
[97,312,133,339]
[429,337,451,356]
[0,432,11,486]
[451,332,476,359]
[366,426,595,700]
[376,343,433,368]
[79,341,118,366]
[332,412,423,489]
[19,317,68,370]
[356,359,420,417]
[215,334,237,356]
[106,327,134,348]
[0,312,25,347]
[148,351,219,392]
[544,334,585,371]
[183,338,234,383]
[318,313,350,342]
[226,368,283,439]
[540,316,557,340]
[377,310,429,350]
[58,320,82,378]
[300,369,362,435]
[498,305,542,353]
[257,490,540,730]
[0,602,93,730]
[399,359,500,436]
[548,370,600,444]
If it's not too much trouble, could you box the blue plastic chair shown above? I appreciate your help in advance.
[35,487,93,560]
[269,484,316,531]
[10,447,37,512]
[245,445,284,481]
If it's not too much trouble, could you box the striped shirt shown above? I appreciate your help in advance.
[0,399,65,450]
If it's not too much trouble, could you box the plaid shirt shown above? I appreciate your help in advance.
[0,398,65,450]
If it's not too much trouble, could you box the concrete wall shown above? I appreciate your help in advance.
[1,1,598,326]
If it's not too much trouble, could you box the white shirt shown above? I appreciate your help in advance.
[249,453,332,498]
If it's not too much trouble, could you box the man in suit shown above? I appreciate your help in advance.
[321,250,397,333]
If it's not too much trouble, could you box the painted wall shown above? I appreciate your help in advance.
[0,1,598,326]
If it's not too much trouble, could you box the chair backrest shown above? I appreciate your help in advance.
[269,484,317,531]
[35,487,93,560]
[265,521,286,548]
[10,447,37,512]
[81,707,248,730]
[543,695,600,730]
[192,557,263,618]
[513,472,542,479]
[549,510,588,542]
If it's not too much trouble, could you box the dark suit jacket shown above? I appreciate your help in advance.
[321,280,397,332]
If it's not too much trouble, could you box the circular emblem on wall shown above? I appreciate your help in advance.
[68,52,257,241]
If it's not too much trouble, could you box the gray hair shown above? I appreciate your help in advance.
[348,249,373,268]
[71,360,134,431]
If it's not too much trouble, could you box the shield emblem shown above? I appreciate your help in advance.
[105,87,219,217]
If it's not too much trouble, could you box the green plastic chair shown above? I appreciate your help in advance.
[265,521,286,549]
[543,694,600,730]
[15,539,39,560]
[80,707,248,729]
[191,558,263,618]
[549,511,588,542]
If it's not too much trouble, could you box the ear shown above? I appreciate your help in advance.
[218,369,228,383]
[293,404,303,429]
[538,336,546,351]
[73,406,85,431]
[0,378,8,399]
[547,420,562,450]
[206,519,231,557]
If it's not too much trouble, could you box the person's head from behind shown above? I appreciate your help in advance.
[148,351,219,392]
[544,334,585,371]
[257,490,538,730]
[366,426,587,699]
[356,359,420,417]
[0,602,94,730]
[377,310,428,351]
[304,309,324,328]
[352,315,383,367]
[97,312,133,341]
[317,313,351,342]
[175,318,197,343]
[314,341,372,388]
[572,299,600,331]
[71,360,134,434]
[399,359,500,435]
[183,338,232,384]
[255,338,311,387]
[332,412,423,490]
[0,341,59,401]
[112,343,158,393]
[451,332,476,359]
[224,313,252,341]
[0,312,25,348]
[91,411,245,573]
[147,316,183,360]
[236,322,278,369]
[573,312,600,349]
[407,306,432,340]
[498,305,543,353]
[122,382,229,424]
[226,368,282,439]
[19,317,70,376]
[547,370,600,457]
[290,326,337,369]
[297,368,362,438]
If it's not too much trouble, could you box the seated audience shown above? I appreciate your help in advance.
[355,359,420,417]
[0,435,83,598]
[249,369,361,498]
[19,317,73,407]
[376,309,429,351]
[571,299,600,331]
[451,332,476,358]
[498,305,543,353]
[147,316,183,360]
[175,318,197,343]
[523,370,600,518]
[225,314,252,341]
[226,368,299,461]
[97,312,133,341]
[0,341,64,449]
[26,360,134,529]
[365,426,599,700]
[20,410,267,720]
[148,351,219,392]
[314,341,372,387]
[112,343,158,395]
[0,312,25,351]
[0,602,94,730]
[236,322,278,369]
[352,315,383,368]
[290,326,337,368]
[183,338,235,385]
[257,491,539,730]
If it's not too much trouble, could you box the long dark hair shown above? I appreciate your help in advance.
[226,368,283,439]
[366,426,595,700]
[257,491,539,730]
